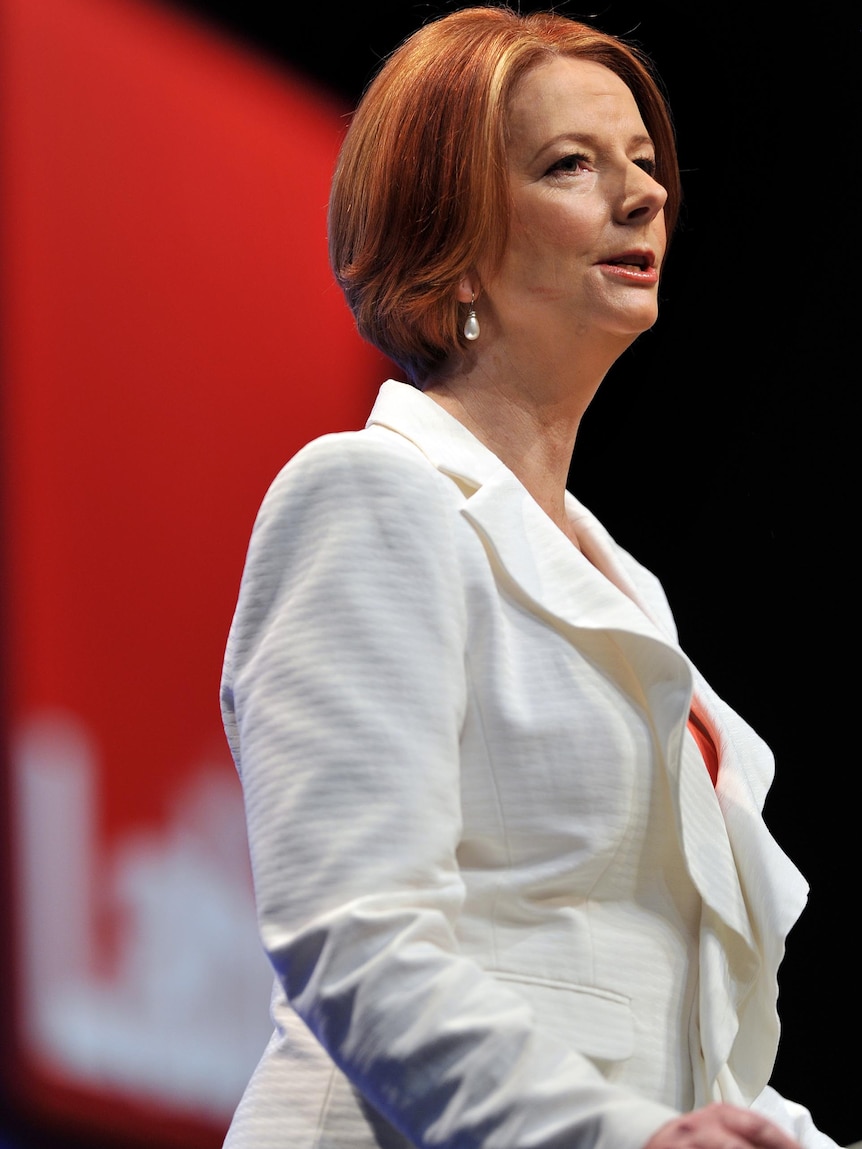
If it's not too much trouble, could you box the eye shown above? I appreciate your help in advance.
[633,156,658,178]
[545,152,592,177]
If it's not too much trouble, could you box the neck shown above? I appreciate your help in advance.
[423,347,611,544]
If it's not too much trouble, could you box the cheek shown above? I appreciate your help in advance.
[537,200,598,259]
[509,203,595,270]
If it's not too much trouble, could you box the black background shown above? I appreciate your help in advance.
[4,0,860,1145]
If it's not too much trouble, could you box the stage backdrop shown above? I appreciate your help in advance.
[0,0,389,1143]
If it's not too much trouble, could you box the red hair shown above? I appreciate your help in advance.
[328,6,680,384]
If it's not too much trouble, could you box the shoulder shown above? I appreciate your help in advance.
[589,527,680,643]
[616,546,679,642]
[259,425,456,518]
[243,426,468,577]
[568,493,679,639]
[614,543,673,604]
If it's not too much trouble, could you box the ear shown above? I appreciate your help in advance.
[456,275,479,304]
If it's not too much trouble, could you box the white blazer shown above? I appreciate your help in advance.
[220,379,837,1148]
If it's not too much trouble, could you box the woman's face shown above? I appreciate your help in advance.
[482,56,668,352]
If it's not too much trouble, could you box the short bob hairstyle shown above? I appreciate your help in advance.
[328,5,681,385]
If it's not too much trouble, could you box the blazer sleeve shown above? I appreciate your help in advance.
[220,430,680,1149]
[752,1086,841,1148]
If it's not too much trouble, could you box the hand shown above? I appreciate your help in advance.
[645,1102,803,1149]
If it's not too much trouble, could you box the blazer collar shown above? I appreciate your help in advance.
[367,378,502,491]
[368,380,682,654]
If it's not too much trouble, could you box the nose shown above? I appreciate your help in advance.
[618,164,667,226]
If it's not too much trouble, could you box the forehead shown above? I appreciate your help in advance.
[506,56,647,153]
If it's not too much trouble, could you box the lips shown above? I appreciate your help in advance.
[596,249,659,284]
[600,250,655,270]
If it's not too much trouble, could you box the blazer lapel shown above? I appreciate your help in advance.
[465,471,758,928]
[462,467,692,712]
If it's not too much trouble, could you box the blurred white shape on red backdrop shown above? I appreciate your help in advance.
[15,710,272,1118]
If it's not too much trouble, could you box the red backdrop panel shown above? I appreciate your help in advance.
[0,0,389,1142]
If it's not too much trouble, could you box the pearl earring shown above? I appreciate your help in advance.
[463,293,480,341]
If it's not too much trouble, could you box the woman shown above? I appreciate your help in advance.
[219,7,842,1147]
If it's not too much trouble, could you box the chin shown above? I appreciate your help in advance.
[604,317,659,345]
[600,311,659,357]
[591,293,660,339]
[620,303,660,336]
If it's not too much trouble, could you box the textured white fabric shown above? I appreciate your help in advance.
[219,379,834,1148]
